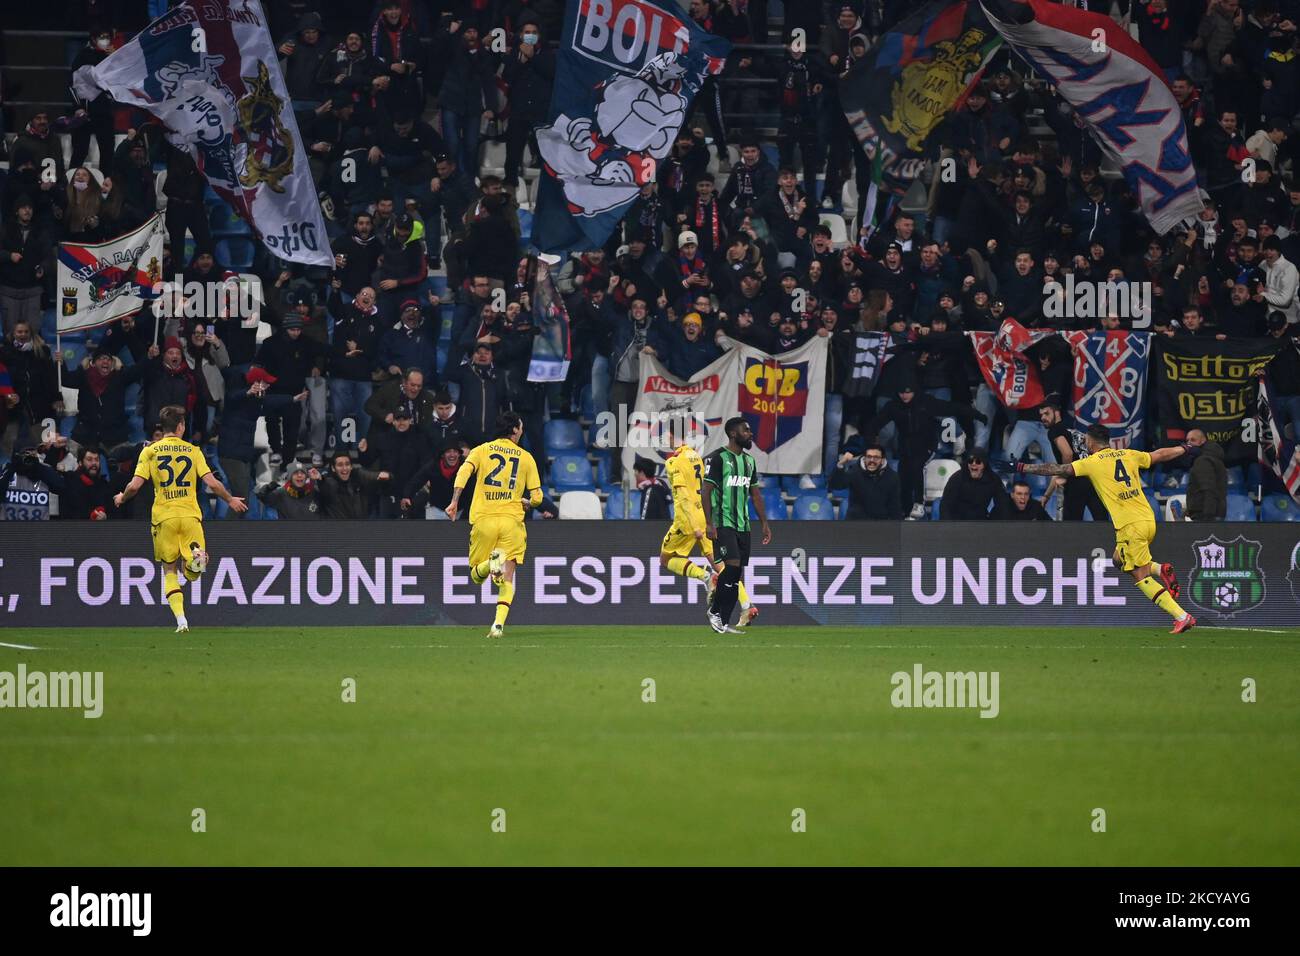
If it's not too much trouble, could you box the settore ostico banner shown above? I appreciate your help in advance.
[2,523,1299,628]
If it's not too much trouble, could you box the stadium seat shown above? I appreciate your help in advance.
[780,474,826,494]
[818,213,849,246]
[1164,494,1186,521]
[792,494,834,520]
[551,453,595,492]
[1225,494,1256,521]
[589,448,612,486]
[1261,495,1299,522]
[1225,467,1243,490]
[750,484,787,520]
[216,237,255,270]
[604,488,642,519]
[544,418,584,454]
[1158,469,1189,492]
[1144,489,1162,520]
[930,499,942,520]
[557,490,603,519]
[924,459,959,501]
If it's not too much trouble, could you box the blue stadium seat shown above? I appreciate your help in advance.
[215,237,255,271]
[604,488,641,519]
[1261,495,1300,522]
[518,209,533,244]
[750,484,787,520]
[209,202,251,236]
[551,453,595,492]
[1224,467,1243,490]
[590,448,612,486]
[1144,489,1161,520]
[793,494,834,520]
[930,499,942,520]
[544,419,584,454]
[1225,494,1256,521]
[1158,469,1189,492]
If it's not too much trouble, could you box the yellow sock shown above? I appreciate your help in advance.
[1137,574,1187,621]
[163,571,186,622]
[471,560,491,585]
[494,580,514,627]
[666,556,709,581]
[737,581,751,608]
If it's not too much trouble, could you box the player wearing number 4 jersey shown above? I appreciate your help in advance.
[447,412,543,639]
[1022,424,1196,634]
[113,405,248,632]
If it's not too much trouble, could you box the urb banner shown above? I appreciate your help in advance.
[72,0,331,267]
[532,0,730,256]
[56,215,165,333]
[1062,330,1151,448]
[980,0,1203,234]
[624,337,828,476]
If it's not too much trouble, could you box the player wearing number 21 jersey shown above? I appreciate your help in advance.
[447,412,542,639]
[113,405,247,632]
[1022,424,1196,634]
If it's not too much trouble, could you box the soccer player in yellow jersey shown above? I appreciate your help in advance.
[1023,424,1196,634]
[659,433,756,626]
[113,405,248,632]
[446,412,542,638]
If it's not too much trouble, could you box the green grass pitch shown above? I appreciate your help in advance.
[2,625,1297,866]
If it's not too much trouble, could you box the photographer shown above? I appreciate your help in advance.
[19,440,115,520]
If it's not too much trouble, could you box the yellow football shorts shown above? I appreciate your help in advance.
[469,516,528,567]
[660,520,714,560]
[1113,518,1156,573]
[152,516,205,565]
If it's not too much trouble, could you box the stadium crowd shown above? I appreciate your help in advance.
[0,0,1298,522]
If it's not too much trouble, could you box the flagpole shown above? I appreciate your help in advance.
[56,330,62,392]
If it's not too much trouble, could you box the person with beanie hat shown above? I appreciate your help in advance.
[143,336,211,444]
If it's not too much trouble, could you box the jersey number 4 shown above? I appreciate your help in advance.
[485,453,520,490]
[1112,459,1132,487]
[156,454,193,488]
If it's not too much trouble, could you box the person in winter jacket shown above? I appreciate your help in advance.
[328,283,381,442]
[217,367,295,515]
[317,449,388,519]
[0,320,60,452]
[64,347,152,452]
[27,444,116,520]
[371,0,425,118]
[375,213,428,322]
[1184,430,1228,521]
[830,444,903,520]
[501,16,555,187]
[400,439,465,518]
[443,343,505,448]
[940,447,1011,519]
[143,336,211,445]
[435,20,500,175]
[359,405,433,517]
[864,381,986,518]
[253,317,328,466]
[257,461,323,519]
[378,295,440,386]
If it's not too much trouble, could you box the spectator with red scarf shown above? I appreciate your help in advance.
[144,336,211,445]
[64,346,153,453]
[687,173,728,261]
[370,0,424,119]
[658,231,713,311]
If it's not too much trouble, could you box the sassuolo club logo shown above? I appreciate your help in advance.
[1187,535,1267,618]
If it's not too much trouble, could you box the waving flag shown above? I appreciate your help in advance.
[980,0,1202,234]
[57,215,165,333]
[1062,329,1151,448]
[532,0,731,256]
[840,0,1002,199]
[1257,371,1300,503]
[72,0,331,267]
[527,260,572,383]
[967,318,1055,409]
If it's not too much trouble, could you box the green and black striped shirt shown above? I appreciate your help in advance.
[705,448,758,532]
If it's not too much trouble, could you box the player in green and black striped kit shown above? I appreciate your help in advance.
[702,417,773,634]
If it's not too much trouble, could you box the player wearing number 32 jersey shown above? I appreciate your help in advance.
[1022,424,1196,634]
[447,412,543,640]
[113,405,248,633]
